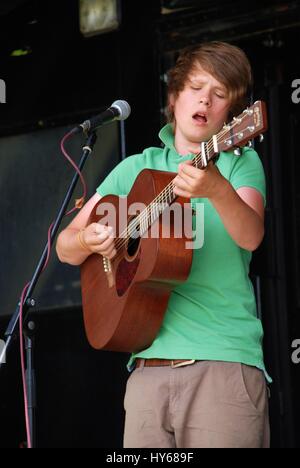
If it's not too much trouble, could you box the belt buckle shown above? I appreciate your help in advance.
[171,359,196,369]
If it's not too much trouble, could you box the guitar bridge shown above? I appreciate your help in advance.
[103,256,115,288]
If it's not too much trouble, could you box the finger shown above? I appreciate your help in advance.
[95,231,110,243]
[103,246,117,259]
[94,223,114,235]
[183,159,194,165]
[174,176,193,192]
[98,237,115,251]
[178,162,198,179]
[96,227,114,242]
[85,231,109,249]
[173,186,191,198]
[93,223,104,234]
[107,226,115,237]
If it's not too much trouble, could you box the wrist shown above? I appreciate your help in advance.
[210,177,232,203]
[77,229,91,252]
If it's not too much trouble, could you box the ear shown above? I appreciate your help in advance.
[166,93,176,123]
[169,93,175,107]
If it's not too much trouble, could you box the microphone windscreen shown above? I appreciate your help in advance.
[111,100,131,121]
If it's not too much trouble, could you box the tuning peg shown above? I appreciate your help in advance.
[247,140,253,148]
[234,148,242,156]
[259,134,264,143]
[233,117,242,124]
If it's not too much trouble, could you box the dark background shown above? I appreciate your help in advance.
[0,0,299,448]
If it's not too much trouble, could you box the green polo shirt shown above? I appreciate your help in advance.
[96,124,270,380]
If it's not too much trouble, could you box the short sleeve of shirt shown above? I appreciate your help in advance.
[229,147,266,206]
[96,155,140,197]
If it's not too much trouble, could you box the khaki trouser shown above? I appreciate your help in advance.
[123,360,270,448]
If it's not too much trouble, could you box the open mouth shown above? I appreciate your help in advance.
[193,112,208,124]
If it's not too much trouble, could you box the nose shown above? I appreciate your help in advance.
[200,95,210,106]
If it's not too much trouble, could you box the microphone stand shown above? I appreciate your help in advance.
[0,131,98,448]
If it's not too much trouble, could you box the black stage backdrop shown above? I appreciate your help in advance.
[0,121,121,315]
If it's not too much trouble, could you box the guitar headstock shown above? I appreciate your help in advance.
[217,101,268,153]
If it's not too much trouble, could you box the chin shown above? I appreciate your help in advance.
[196,131,212,143]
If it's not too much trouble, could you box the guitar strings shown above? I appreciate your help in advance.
[109,111,252,259]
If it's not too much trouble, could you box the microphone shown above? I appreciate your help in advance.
[73,100,131,134]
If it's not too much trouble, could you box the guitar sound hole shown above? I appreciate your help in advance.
[127,233,141,258]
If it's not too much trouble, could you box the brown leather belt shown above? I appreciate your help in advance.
[135,358,196,369]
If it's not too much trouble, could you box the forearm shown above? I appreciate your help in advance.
[210,180,264,251]
[56,228,91,266]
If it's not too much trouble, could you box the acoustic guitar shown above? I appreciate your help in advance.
[80,101,268,352]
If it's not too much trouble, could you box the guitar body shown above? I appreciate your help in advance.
[80,169,193,352]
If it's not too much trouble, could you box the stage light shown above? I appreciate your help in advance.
[79,0,120,37]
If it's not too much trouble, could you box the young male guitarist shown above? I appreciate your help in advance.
[56,42,270,448]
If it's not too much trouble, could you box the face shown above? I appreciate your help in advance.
[170,65,231,155]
